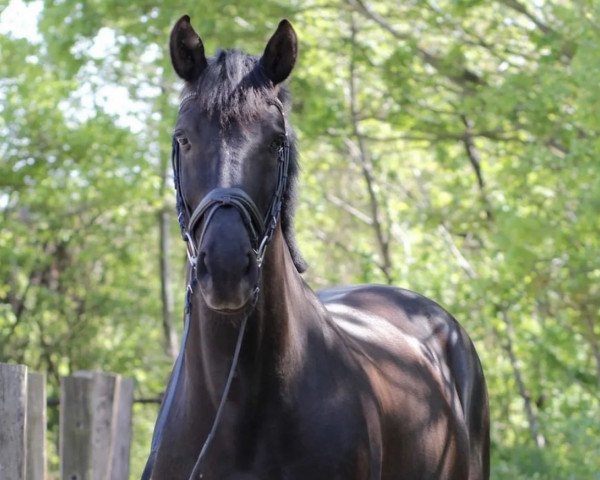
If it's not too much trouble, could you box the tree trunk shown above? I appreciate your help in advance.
[348,14,393,284]
[500,309,546,448]
[158,205,178,362]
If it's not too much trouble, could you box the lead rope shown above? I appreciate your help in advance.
[143,96,290,480]
[188,310,251,479]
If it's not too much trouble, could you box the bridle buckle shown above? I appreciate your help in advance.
[184,232,197,266]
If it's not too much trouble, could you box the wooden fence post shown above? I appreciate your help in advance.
[27,371,47,480]
[0,363,28,480]
[60,371,134,480]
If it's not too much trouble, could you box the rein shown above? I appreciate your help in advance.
[142,95,291,480]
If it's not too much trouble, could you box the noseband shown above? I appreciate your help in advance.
[142,96,291,480]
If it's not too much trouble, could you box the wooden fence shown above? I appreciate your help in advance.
[0,363,134,480]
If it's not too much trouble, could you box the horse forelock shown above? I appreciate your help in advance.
[180,49,307,273]
[180,50,295,120]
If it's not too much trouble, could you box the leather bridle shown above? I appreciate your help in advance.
[142,95,291,480]
[173,98,291,271]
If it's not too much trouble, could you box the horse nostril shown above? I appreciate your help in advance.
[245,252,255,275]
[196,252,208,275]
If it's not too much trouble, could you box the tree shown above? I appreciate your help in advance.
[1,1,598,477]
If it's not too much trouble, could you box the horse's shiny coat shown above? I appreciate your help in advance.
[144,16,489,480]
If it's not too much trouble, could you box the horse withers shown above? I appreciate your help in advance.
[143,15,490,480]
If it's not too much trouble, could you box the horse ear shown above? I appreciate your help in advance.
[169,15,207,82]
[261,20,297,85]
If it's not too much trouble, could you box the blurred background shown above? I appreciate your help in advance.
[1,0,599,478]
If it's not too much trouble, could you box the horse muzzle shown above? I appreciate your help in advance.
[192,194,262,313]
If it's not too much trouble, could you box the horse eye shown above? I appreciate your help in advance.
[269,136,285,153]
[177,136,190,148]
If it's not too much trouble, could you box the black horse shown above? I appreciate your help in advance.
[143,16,489,480]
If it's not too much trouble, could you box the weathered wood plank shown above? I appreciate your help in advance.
[27,371,47,480]
[60,371,133,480]
[110,377,134,480]
[87,372,117,480]
[60,374,94,480]
[0,363,28,480]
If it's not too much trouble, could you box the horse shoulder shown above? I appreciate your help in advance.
[263,316,381,480]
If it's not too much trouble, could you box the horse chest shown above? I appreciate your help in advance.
[200,396,372,480]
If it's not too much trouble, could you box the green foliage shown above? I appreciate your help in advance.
[1,0,599,478]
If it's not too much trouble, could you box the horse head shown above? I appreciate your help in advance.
[169,16,305,314]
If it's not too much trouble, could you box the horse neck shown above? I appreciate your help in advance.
[184,226,319,406]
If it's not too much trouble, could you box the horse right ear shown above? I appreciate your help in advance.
[261,19,297,85]
[169,15,207,82]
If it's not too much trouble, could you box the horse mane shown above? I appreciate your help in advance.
[181,49,307,273]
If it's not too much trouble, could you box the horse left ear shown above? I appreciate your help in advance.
[261,20,297,85]
[169,15,208,82]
